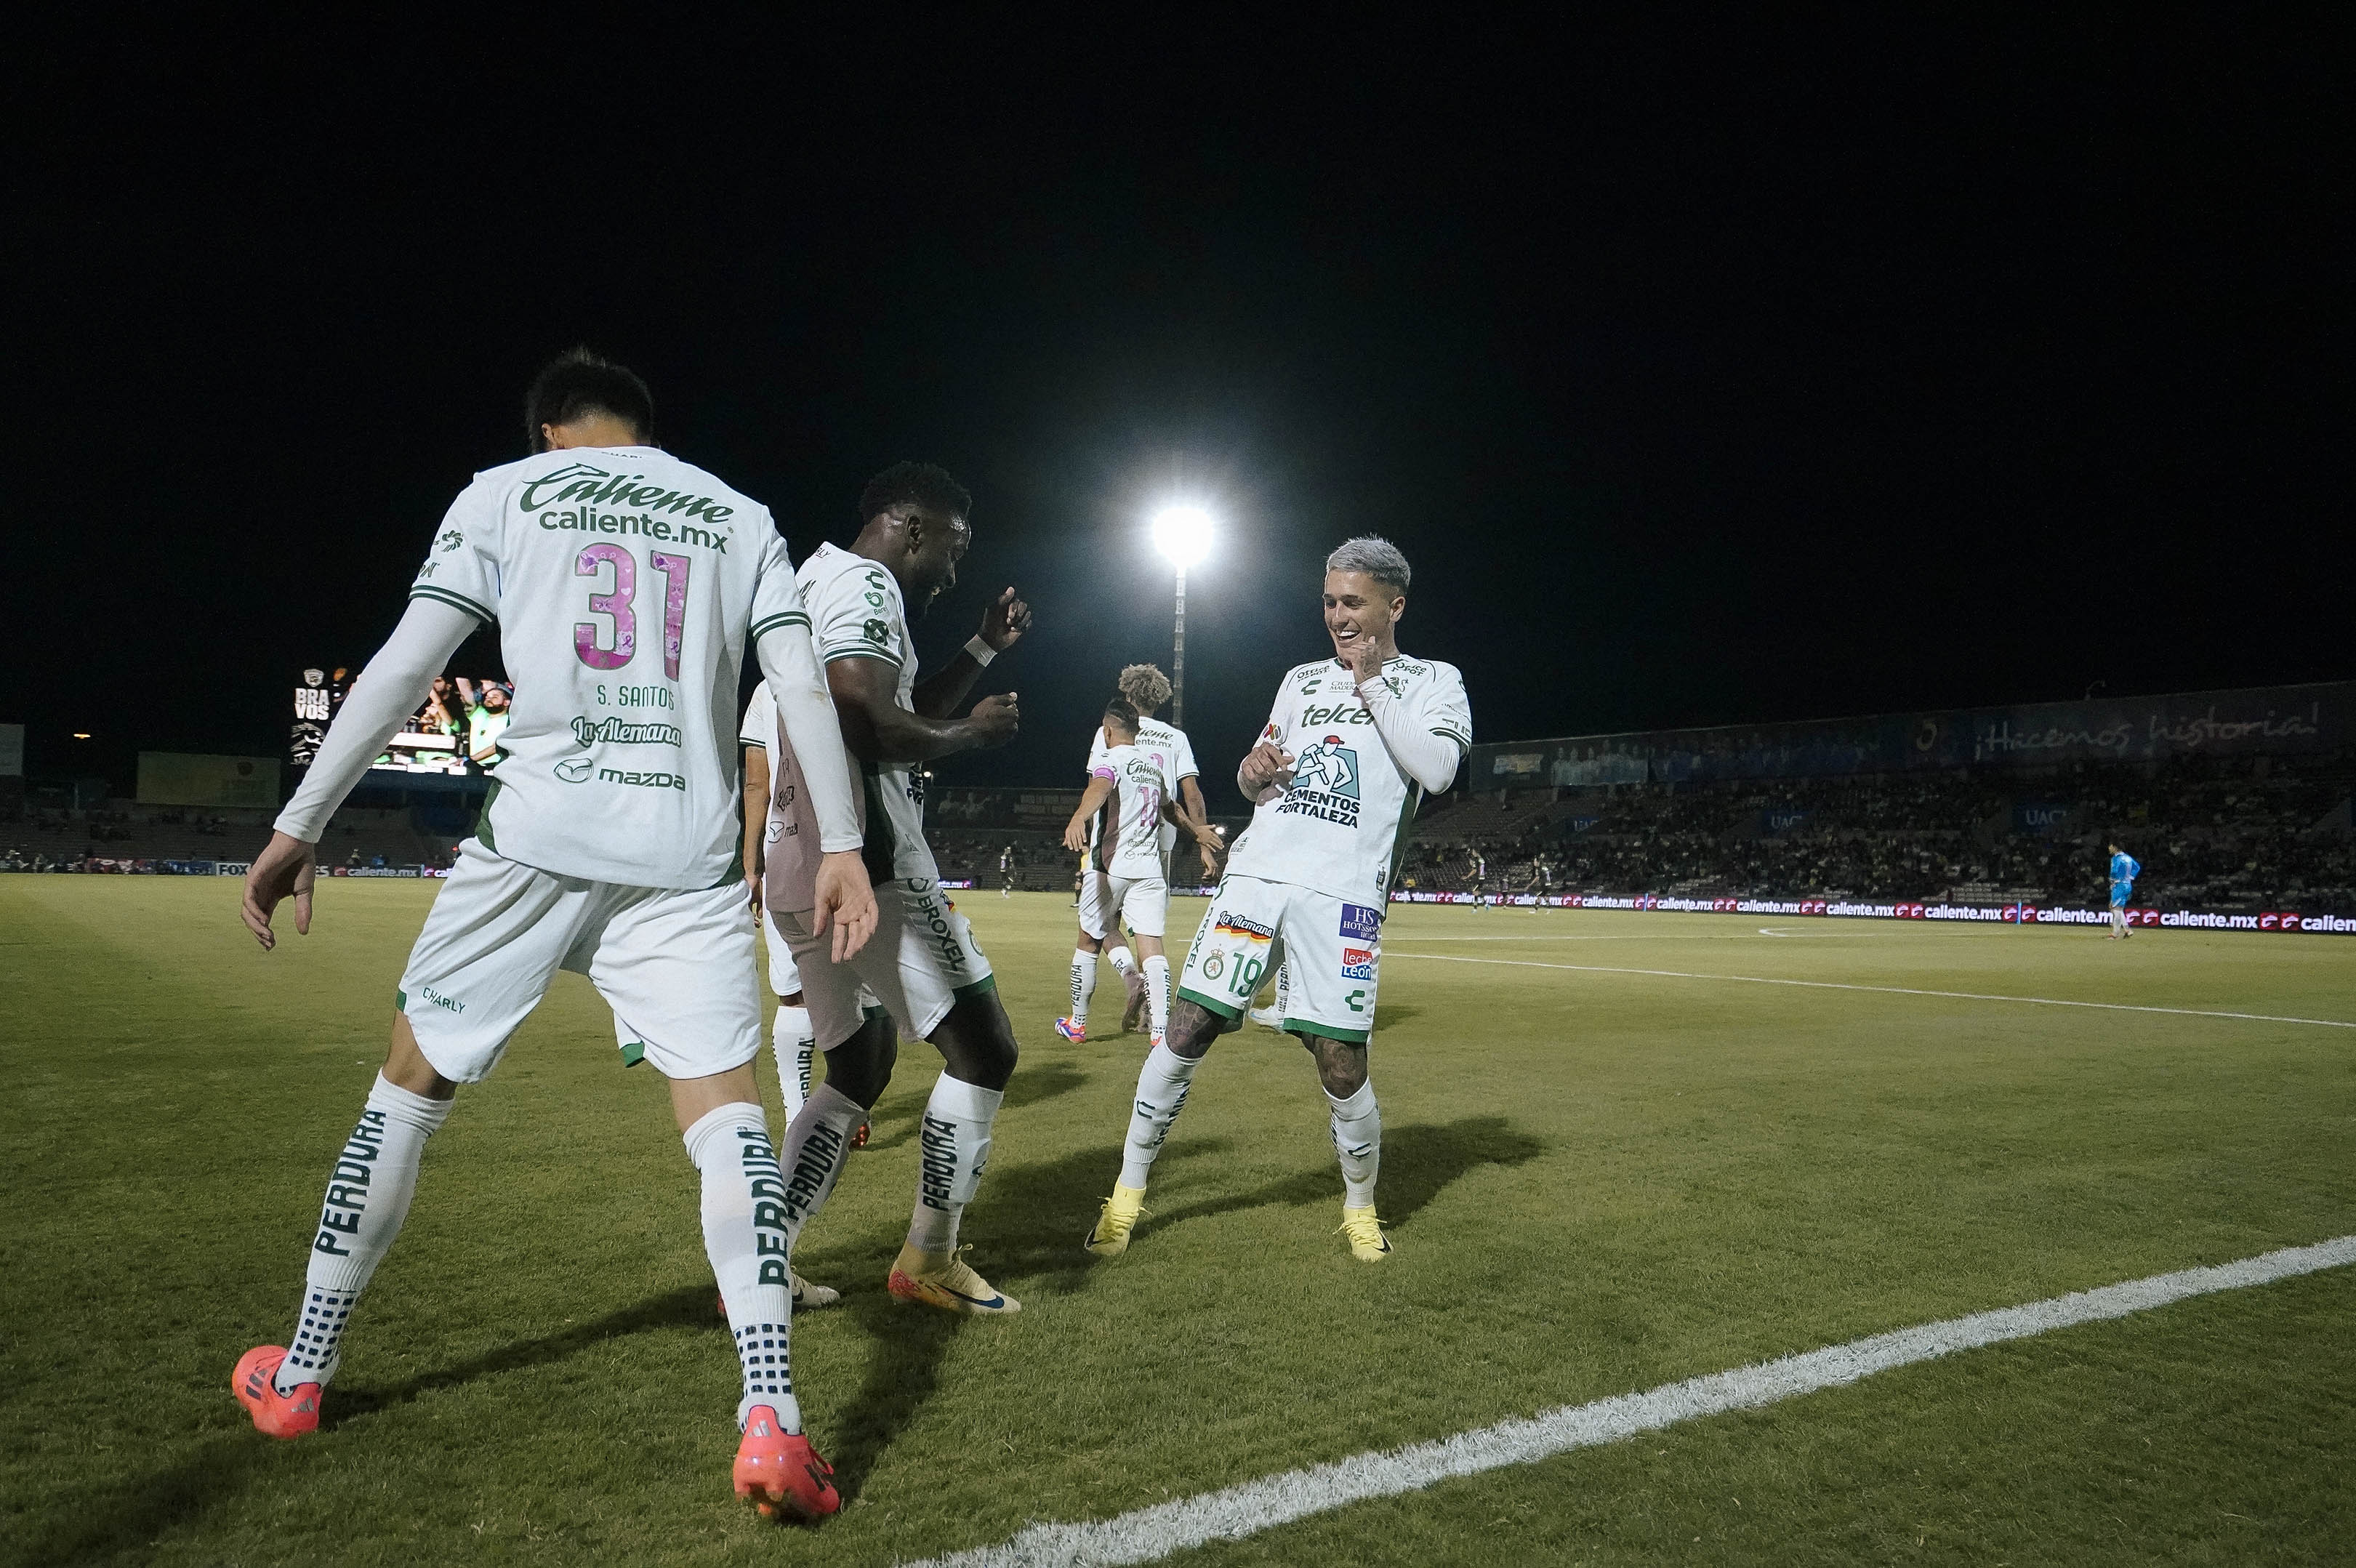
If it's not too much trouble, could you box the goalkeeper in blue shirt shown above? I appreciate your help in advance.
[2107,843,2142,938]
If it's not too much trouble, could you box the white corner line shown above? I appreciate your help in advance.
[904,1235,2356,1568]
[1382,949,2356,1029]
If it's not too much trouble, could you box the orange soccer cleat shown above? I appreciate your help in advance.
[733,1406,840,1520]
[232,1345,321,1439]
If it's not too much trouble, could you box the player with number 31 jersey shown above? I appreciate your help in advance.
[230,351,876,1524]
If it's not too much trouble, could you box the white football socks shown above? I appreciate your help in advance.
[779,1082,863,1254]
[1119,1044,1199,1191]
[1069,948,1098,1027]
[1327,1080,1382,1207]
[1106,944,1138,980]
[1143,954,1172,1037]
[773,1004,814,1123]
[906,1073,1003,1254]
[684,1101,799,1433]
[274,1074,449,1393]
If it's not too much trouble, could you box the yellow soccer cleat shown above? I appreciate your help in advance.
[886,1243,1021,1316]
[1083,1183,1149,1258]
[1339,1204,1393,1262]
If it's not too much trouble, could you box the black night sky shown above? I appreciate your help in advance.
[14,15,2352,811]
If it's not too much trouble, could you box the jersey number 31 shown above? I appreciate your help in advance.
[574,544,691,680]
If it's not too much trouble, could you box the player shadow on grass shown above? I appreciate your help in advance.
[20,1286,724,1568]
[817,1117,1543,1503]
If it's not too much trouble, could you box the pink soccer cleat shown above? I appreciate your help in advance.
[232,1345,321,1439]
[733,1406,840,1520]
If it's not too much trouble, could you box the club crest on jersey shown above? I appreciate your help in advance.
[1339,904,1382,940]
[862,618,890,644]
[1340,946,1375,980]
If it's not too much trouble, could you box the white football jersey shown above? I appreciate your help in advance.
[797,542,938,883]
[408,445,804,888]
[1223,654,1472,904]
[1085,715,1197,867]
[1092,742,1171,879]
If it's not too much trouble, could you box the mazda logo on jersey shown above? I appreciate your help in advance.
[554,756,594,784]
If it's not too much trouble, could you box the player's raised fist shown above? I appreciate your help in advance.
[979,586,1033,651]
[968,691,1021,747]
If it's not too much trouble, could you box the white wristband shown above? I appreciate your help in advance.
[964,636,998,666]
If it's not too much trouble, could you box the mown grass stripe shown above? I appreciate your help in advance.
[1384,950,2356,1028]
[909,1235,2356,1568]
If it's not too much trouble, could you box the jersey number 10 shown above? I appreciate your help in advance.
[574,544,691,680]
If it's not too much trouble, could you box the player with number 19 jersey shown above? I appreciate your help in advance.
[414,445,808,888]
[1223,655,1472,906]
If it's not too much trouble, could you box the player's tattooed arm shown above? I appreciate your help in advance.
[1062,774,1117,852]
[913,586,1033,719]
[829,656,1021,764]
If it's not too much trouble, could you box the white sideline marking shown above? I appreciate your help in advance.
[909,1236,2356,1568]
[1383,951,2356,1029]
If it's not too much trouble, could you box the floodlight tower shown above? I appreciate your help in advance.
[1150,505,1214,727]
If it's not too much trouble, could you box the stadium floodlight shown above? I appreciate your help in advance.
[1150,504,1215,569]
[1149,504,1216,725]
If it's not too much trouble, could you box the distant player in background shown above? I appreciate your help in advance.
[1470,848,1489,909]
[1060,698,1226,1045]
[232,350,877,1521]
[1068,663,1216,1038]
[1001,842,1016,897]
[2107,842,2141,938]
[1086,536,1470,1264]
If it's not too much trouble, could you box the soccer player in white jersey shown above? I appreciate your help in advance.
[1061,698,1226,1044]
[1085,536,1471,1263]
[230,352,877,1523]
[1063,664,1215,1040]
[755,463,1034,1320]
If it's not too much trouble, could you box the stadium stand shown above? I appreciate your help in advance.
[1399,749,2356,912]
[0,798,461,873]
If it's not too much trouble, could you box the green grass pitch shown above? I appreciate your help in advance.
[4,876,2353,1565]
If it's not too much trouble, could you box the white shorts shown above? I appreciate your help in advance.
[1175,874,1381,1043]
[772,875,996,1051]
[1080,869,1169,940]
[763,907,803,997]
[398,839,762,1083]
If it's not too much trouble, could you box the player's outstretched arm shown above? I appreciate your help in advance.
[1062,776,1116,852]
[755,621,877,960]
[912,586,1033,719]
[243,596,478,949]
[829,656,1020,764]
